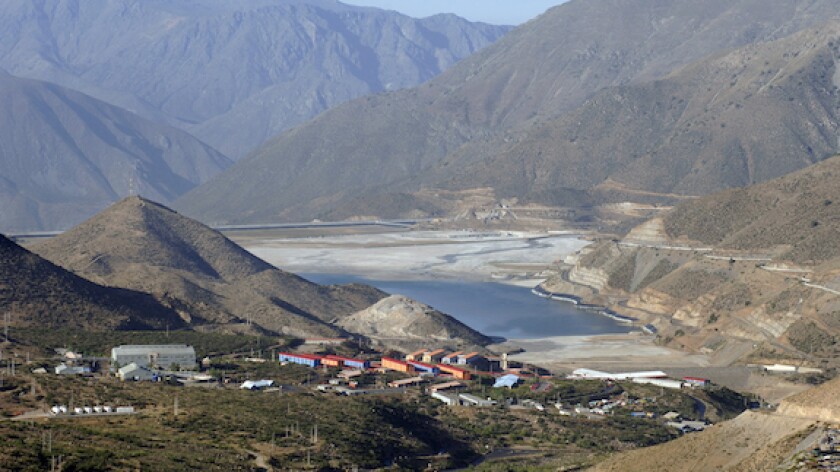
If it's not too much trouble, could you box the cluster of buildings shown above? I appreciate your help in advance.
[432,391,496,407]
[278,352,370,369]
[277,350,480,381]
[110,344,198,381]
[568,368,710,390]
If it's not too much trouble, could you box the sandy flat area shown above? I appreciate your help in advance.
[503,333,711,372]
[243,230,589,281]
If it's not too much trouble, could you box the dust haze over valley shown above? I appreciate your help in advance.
[4,0,840,470]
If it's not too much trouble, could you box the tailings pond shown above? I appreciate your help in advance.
[303,273,632,340]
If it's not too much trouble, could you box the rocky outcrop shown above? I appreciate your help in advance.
[338,295,491,349]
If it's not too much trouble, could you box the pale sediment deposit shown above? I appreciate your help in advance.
[242,230,589,281]
[502,333,710,370]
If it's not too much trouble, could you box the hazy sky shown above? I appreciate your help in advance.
[340,0,568,25]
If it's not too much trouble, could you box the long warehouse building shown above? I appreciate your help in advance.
[111,345,196,370]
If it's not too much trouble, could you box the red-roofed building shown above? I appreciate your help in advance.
[439,364,472,380]
[278,352,324,367]
[325,355,370,369]
[682,377,710,387]
[407,360,440,375]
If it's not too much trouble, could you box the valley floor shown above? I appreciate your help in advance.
[235,228,817,405]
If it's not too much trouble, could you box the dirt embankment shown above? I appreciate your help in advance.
[591,376,840,471]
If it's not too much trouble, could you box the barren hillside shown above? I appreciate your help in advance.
[0,234,184,330]
[338,295,491,351]
[542,156,840,366]
[592,377,840,471]
[33,197,385,337]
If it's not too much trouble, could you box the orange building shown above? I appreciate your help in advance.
[438,364,471,380]
[381,357,415,373]
[321,357,341,368]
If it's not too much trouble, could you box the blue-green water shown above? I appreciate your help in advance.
[304,273,631,340]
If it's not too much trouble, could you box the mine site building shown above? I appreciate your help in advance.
[422,349,447,363]
[407,360,439,375]
[458,393,496,407]
[632,377,685,390]
[111,344,196,370]
[428,381,464,393]
[458,352,488,370]
[441,351,463,364]
[321,357,342,368]
[569,368,667,380]
[381,357,415,373]
[55,364,91,375]
[406,349,428,361]
[279,352,323,367]
[682,377,710,387]
[117,363,156,382]
[493,374,521,389]
[241,380,274,390]
[438,364,472,380]
[389,376,427,388]
[432,391,461,406]
[325,355,369,369]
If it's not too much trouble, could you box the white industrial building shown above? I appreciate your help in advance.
[117,363,156,382]
[569,368,667,380]
[632,377,686,390]
[111,344,196,370]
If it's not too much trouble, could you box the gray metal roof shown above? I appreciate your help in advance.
[112,345,195,355]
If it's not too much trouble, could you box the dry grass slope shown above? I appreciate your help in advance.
[0,234,183,330]
[33,197,386,337]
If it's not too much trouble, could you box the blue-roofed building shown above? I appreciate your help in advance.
[278,352,322,367]
[407,360,440,375]
[493,374,520,389]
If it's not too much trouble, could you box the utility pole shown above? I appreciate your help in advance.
[4,312,9,341]
[174,395,179,417]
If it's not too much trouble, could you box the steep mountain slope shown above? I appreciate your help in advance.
[338,295,491,350]
[542,156,840,365]
[663,154,840,264]
[425,21,840,201]
[0,70,231,233]
[0,0,509,158]
[0,234,184,330]
[33,197,386,337]
[176,0,840,225]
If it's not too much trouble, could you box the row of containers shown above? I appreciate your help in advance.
[278,352,472,380]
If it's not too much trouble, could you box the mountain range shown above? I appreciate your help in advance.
[175,0,840,226]
[0,0,510,159]
[0,70,231,232]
